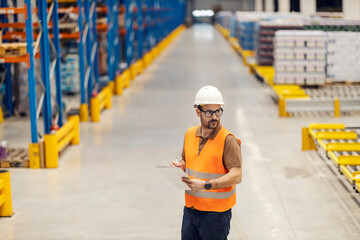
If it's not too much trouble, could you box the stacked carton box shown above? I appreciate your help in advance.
[274,30,327,85]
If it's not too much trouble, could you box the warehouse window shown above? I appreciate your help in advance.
[274,0,279,12]
[262,0,265,11]
[290,0,300,12]
[317,0,342,12]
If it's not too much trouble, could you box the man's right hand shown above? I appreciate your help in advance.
[170,159,185,172]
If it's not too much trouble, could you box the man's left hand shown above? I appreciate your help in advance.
[182,178,205,192]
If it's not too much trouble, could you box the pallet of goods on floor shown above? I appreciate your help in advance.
[216,11,360,116]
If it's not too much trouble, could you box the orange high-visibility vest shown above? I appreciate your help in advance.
[184,126,241,212]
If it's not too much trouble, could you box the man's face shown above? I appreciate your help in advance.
[196,104,222,130]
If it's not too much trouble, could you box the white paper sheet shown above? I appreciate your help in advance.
[156,165,190,190]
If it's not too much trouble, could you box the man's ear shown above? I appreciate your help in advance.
[195,109,200,118]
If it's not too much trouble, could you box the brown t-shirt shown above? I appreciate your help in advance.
[181,124,242,169]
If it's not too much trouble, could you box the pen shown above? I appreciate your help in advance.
[175,157,182,167]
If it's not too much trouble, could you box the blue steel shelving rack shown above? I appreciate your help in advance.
[1,0,185,118]
[0,0,186,124]
[0,0,63,144]
[136,0,144,62]
[143,0,153,54]
[124,0,137,68]
[84,0,99,101]
[104,0,121,85]
[122,0,185,68]
[93,0,186,89]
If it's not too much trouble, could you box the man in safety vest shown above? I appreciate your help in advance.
[171,85,242,240]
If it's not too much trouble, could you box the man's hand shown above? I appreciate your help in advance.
[170,159,185,172]
[182,178,205,192]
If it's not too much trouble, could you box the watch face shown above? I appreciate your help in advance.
[205,182,211,190]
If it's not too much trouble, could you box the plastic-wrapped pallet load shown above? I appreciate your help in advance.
[229,15,236,38]
[216,11,234,30]
[326,32,360,83]
[304,19,360,32]
[255,21,303,66]
[235,12,268,51]
[61,53,80,94]
[274,30,327,86]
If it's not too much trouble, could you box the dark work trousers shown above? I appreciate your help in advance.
[181,206,232,240]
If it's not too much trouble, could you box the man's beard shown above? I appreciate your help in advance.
[207,120,219,129]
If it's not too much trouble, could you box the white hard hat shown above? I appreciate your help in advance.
[194,85,224,107]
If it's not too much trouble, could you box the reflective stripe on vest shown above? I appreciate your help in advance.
[186,168,225,180]
[185,188,236,199]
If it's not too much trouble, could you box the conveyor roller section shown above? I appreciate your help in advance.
[317,139,360,152]
[303,124,360,193]
[340,165,360,188]
[309,130,357,141]
[328,151,360,166]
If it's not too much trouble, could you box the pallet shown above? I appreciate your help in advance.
[0,42,27,57]
[0,147,29,168]
[58,22,78,32]
[325,81,360,86]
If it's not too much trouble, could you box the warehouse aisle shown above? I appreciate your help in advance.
[1,24,360,240]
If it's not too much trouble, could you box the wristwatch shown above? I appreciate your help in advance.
[204,181,212,190]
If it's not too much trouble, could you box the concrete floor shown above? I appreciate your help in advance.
[1,24,360,240]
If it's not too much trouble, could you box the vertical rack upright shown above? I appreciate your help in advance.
[105,0,121,89]
[124,0,136,70]
[136,0,144,62]
[84,0,99,113]
[77,0,99,121]
[142,0,153,54]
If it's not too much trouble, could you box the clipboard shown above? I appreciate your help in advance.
[156,165,190,190]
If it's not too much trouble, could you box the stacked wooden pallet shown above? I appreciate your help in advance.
[0,147,29,168]
[0,42,27,57]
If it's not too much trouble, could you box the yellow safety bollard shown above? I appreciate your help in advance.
[0,170,13,217]
[44,134,58,168]
[278,97,289,117]
[90,97,101,122]
[115,75,124,95]
[0,106,3,123]
[29,143,41,169]
[136,60,144,75]
[149,49,155,62]
[123,69,131,88]
[334,98,340,117]
[302,127,317,151]
[153,46,159,58]
[79,103,89,122]
[108,81,115,95]
[143,53,151,68]
[129,64,137,80]
[105,87,112,109]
